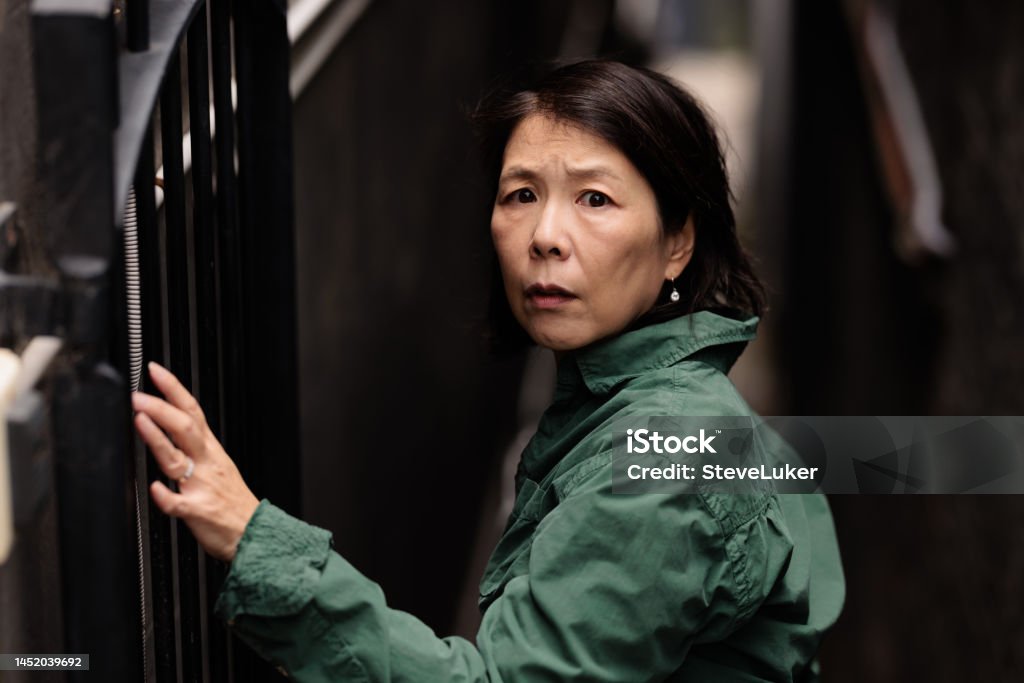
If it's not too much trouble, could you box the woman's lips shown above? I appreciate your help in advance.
[525,283,577,309]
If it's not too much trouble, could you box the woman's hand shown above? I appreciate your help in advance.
[131,362,260,562]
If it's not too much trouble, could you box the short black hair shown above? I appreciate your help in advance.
[472,59,766,351]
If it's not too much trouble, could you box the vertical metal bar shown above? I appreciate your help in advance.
[160,58,190,386]
[126,0,150,52]
[31,2,142,681]
[137,124,177,683]
[188,5,219,681]
[188,1,220,444]
[232,0,302,512]
[160,49,204,683]
[210,0,244,483]
[208,0,238,680]
[111,180,146,683]
[232,2,301,679]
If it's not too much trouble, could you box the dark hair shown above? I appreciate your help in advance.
[471,59,766,351]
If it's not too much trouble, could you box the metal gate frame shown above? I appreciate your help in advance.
[17,0,302,679]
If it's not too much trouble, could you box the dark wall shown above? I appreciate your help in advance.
[290,0,576,633]
[897,0,1024,414]
[776,1,1024,680]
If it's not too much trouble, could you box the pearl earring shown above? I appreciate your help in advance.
[669,278,680,303]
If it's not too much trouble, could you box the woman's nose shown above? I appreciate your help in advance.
[529,202,572,260]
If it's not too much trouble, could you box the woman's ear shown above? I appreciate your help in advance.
[663,215,696,280]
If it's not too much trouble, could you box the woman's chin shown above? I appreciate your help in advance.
[526,324,595,352]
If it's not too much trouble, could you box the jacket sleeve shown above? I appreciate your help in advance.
[215,467,762,682]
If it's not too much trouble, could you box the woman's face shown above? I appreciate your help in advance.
[491,113,693,351]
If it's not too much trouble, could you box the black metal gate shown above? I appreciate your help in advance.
[3,0,302,679]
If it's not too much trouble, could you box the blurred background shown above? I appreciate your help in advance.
[288,1,1024,679]
[2,0,1023,680]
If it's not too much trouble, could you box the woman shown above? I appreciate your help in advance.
[132,60,845,681]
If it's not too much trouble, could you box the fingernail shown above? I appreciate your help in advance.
[148,361,162,375]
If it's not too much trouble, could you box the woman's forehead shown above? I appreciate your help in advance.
[501,113,636,179]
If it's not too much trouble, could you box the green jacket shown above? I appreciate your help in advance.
[215,311,845,681]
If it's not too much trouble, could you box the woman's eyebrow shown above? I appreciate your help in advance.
[498,166,537,184]
[564,165,623,182]
[499,165,623,183]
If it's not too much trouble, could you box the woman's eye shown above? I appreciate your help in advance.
[512,188,537,203]
[580,191,610,207]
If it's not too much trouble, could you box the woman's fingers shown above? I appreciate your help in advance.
[150,480,189,518]
[130,368,259,561]
[134,412,193,481]
[147,362,208,429]
[132,391,206,458]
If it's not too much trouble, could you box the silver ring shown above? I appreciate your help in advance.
[179,456,195,483]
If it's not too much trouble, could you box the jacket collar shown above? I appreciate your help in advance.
[557,310,759,395]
